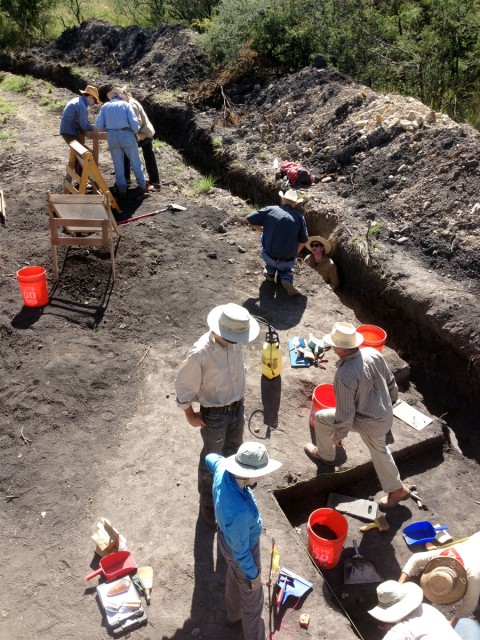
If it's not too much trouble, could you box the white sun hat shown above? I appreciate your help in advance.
[368,580,423,624]
[323,322,364,348]
[207,303,260,344]
[278,189,304,204]
[224,442,282,478]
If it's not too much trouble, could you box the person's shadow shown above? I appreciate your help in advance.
[243,281,307,331]
[160,514,238,640]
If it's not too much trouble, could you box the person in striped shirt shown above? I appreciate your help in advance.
[304,321,409,510]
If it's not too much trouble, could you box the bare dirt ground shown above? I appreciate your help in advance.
[0,21,479,640]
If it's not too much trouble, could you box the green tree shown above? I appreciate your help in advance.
[0,0,58,43]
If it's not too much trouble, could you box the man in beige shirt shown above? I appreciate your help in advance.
[304,235,339,290]
[175,303,260,528]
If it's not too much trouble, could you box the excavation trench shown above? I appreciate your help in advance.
[1,58,478,412]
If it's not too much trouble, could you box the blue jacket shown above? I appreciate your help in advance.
[59,95,94,136]
[206,453,262,580]
[96,97,140,133]
[247,204,308,260]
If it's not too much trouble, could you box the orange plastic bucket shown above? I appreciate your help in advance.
[309,383,336,428]
[307,508,348,569]
[357,324,387,351]
[17,266,49,307]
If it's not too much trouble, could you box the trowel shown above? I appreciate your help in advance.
[137,566,153,605]
[344,540,382,584]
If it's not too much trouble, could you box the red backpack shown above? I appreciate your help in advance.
[279,161,316,186]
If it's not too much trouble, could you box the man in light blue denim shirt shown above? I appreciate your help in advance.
[206,442,281,640]
[96,87,148,197]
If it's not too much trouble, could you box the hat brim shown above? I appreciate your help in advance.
[368,583,423,624]
[207,305,260,344]
[80,90,101,104]
[306,235,332,254]
[323,332,364,348]
[278,191,304,204]
[224,454,282,478]
[420,557,468,604]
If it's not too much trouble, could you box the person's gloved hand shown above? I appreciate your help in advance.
[250,573,263,590]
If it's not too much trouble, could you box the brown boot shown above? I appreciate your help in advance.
[281,279,300,296]
[378,485,409,511]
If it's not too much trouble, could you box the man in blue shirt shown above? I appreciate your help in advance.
[246,189,309,296]
[59,84,100,145]
[96,87,148,197]
[206,442,281,640]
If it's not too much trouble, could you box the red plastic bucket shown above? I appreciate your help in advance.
[307,508,348,569]
[309,383,336,428]
[357,324,387,352]
[17,266,49,307]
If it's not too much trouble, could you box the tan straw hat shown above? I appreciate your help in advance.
[306,235,332,254]
[420,556,467,605]
[223,442,282,478]
[369,581,423,624]
[207,303,260,344]
[279,189,304,204]
[80,85,101,104]
[323,322,364,349]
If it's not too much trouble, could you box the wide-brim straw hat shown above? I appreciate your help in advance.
[106,86,128,101]
[420,556,468,605]
[207,303,260,344]
[80,85,101,104]
[279,189,304,204]
[306,235,332,254]
[224,442,282,478]
[368,581,423,624]
[323,322,364,348]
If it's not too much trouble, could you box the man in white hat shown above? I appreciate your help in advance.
[206,442,282,640]
[304,235,339,290]
[399,530,480,631]
[368,580,460,639]
[175,304,260,528]
[246,190,308,296]
[304,321,409,510]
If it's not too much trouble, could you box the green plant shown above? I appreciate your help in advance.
[0,74,33,93]
[71,65,100,81]
[212,136,223,148]
[0,129,17,146]
[154,88,183,103]
[39,95,65,112]
[192,174,217,194]
[0,96,16,122]
[152,140,166,150]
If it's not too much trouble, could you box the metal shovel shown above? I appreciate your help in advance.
[117,203,186,225]
[344,540,383,584]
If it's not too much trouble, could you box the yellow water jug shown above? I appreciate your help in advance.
[261,327,281,379]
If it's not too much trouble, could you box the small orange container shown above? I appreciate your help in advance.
[357,324,387,351]
[309,383,336,428]
[17,266,49,307]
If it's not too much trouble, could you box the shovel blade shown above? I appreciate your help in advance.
[169,203,186,211]
[344,557,382,584]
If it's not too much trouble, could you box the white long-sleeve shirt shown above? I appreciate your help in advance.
[175,332,246,410]
[382,603,460,639]
[402,531,480,619]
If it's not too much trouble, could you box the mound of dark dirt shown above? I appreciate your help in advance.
[30,20,209,89]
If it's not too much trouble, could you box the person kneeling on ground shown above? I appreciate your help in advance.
[304,235,339,290]
[304,321,409,510]
[368,580,462,639]
[95,87,149,198]
[399,530,480,631]
[206,442,282,640]
[246,189,308,297]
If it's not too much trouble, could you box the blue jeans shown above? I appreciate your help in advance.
[261,248,296,283]
[106,130,146,191]
[455,619,480,640]
[198,403,244,508]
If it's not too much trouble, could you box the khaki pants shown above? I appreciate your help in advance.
[314,408,403,493]
[218,531,265,640]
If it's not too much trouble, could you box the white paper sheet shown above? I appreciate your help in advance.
[393,400,432,430]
